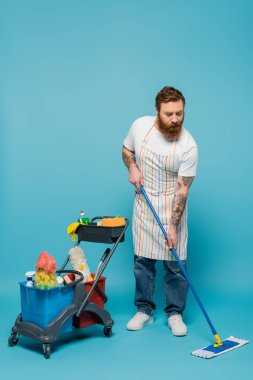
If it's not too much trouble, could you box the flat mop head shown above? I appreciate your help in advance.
[192,336,249,359]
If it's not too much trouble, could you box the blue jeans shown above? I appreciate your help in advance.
[134,255,189,317]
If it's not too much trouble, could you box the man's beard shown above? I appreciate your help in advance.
[156,114,183,139]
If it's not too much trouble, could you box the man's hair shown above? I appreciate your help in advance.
[155,86,185,110]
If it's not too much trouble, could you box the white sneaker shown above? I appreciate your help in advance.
[126,312,153,331]
[168,314,187,336]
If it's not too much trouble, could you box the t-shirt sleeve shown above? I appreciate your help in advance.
[123,121,136,152]
[178,144,198,177]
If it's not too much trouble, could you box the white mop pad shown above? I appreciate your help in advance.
[192,336,249,359]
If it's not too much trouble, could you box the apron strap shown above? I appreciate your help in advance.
[143,124,155,143]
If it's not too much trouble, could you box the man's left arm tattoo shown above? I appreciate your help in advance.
[170,176,195,227]
[181,176,194,187]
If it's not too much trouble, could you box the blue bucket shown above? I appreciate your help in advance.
[19,282,74,332]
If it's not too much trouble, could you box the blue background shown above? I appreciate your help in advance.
[1,0,252,378]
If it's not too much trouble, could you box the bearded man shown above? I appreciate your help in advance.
[122,86,198,335]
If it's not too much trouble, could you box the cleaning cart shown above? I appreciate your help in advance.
[8,216,128,358]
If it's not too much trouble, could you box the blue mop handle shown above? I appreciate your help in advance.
[140,185,218,336]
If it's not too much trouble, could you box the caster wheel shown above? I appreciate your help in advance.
[8,333,19,347]
[43,344,51,359]
[103,326,112,337]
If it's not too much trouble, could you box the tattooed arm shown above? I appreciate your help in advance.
[122,146,144,191]
[122,145,137,169]
[167,176,195,249]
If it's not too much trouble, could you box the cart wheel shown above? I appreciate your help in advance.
[43,344,51,359]
[8,333,19,347]
[103,326,112,337]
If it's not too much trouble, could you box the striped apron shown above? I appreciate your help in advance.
[132,125,188,261]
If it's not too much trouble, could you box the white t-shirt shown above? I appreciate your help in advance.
[124,116,198,177]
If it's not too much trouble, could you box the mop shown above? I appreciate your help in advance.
[140,185,249,359]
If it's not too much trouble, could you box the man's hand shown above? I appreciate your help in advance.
[129,165,144,192]
[166,226,178,250]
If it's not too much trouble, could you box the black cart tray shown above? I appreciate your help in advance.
[76,223,125,243]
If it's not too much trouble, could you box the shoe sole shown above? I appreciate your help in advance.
[127,318,153,331]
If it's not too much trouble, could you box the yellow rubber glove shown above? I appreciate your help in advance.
[67,222,81,241]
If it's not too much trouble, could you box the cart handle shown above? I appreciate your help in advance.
[56,269,84,288]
